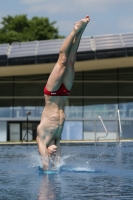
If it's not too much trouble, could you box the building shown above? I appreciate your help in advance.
[0,33,133,142]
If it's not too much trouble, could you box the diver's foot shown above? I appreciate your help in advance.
[74,15,90,33]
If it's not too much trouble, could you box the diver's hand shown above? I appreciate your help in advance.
[47,145,57,156]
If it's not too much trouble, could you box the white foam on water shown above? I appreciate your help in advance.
[28,152,95,173]
[48,154,70,171]
[59,155,95,173]
[28,151,43,168]
[27,152,70,169]
[61,166,95,173]
[59,155,70,167]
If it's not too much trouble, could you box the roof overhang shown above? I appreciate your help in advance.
[0,56,133,77]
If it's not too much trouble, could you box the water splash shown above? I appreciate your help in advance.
[60,166,95,173]
[28,151,43,168]
[28,152,104,174]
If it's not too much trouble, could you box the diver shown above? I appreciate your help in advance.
[36,16,90,170]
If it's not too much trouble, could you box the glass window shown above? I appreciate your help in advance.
[13,98,44,117]
[119,67,133,96]
[0,77,13,96]
[14,82,44,96]
[0,83,13,96]
[14,74,49,81]
[96,120,117,132]
[65,98,83,118]
[74,71,83,81]
[84,98,118,118]
[61,121,83,140]
[119,67,133,81]
[84,120,95,140]
[84,82,117,96]
[84,68,117,81]
[119,99,133,118]
[70,82,83,96]
[119,82,133,96]
[84,120,117,140]
[14,74,49,96]
[84,120,95,132]
[84,120,117,132]
[0,99,13,118]
[120,120,133,138]
[84,68,118,96]
[0,107,12,118]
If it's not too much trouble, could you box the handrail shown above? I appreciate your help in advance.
[117,109,122,138]
[95,116,108,145]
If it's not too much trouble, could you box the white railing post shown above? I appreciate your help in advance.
[117,109,122,141]
[95,116,108,145]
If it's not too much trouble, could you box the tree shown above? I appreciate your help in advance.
[0,15,64,44]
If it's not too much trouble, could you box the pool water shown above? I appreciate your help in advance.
[0,142,133,200]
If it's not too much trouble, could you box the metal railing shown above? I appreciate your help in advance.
[95,111,122,145]
[117,109,122,142]
[95,116,108,146]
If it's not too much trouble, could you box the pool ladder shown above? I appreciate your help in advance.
[116,109,122,142]
[95,116,108,146]
[95,109,122,145]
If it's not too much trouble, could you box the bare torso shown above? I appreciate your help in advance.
[37,95,67,148]
[36,95,67,169]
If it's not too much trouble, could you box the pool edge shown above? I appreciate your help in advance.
[0,139,133,145]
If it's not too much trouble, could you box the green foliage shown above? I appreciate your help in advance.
[0,15,64,44]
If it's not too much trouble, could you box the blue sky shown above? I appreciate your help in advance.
[0,0,133,37]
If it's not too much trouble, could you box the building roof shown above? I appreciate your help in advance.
[0,32,133,77]
[0,32,133,66]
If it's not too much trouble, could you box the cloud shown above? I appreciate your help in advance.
[21,0,133,14]
[20,0,133,36]
[1,0,132,37]
[28,3,74,14]
[21,0,44,4]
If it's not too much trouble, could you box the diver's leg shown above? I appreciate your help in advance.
[45,17,89,92]
[63,16,90,90]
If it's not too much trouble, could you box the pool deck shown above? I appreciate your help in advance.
[0,139,133,145]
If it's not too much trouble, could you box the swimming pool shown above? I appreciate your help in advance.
[0,142,133,200]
